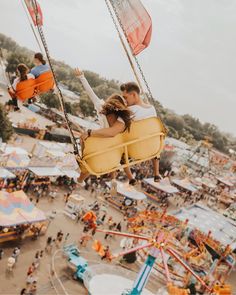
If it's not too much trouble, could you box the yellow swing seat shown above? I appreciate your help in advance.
[78,117,166,176]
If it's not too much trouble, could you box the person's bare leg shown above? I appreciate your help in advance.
[153,157,161,181]
[124,167,136,185]
[78,172,90,183]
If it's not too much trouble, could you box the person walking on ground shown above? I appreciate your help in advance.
[45,236,53,253]
[33,252,40,269]
[56,230,64,247]
[29,281,37,295]
[7,256,16,273]
[20,288,28,295]
[27,263,36,276]
[101,246,112,261]
[0,248,4,260]
[12,247,20,262]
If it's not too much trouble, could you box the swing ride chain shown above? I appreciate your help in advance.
[107,0,159,114]
[31,0,80,157]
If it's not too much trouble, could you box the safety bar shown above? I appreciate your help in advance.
[78,132,165,176]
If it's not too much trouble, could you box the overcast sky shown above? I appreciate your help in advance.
[0,0,235,135]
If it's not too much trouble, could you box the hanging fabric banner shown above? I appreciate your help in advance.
[24,0,43,26]
[110,0,152,55]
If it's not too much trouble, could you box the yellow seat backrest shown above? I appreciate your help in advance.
[123,117,165,160]
[82,134,124,174]
[80,117,166,175]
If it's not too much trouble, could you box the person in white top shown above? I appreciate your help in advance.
[75,69,108,128]
[12,64,35,90]
[8,64,35,111]
[76,68,139,185]
[75,69,161,183]
[75,68,134,183]
[120,82,161,182]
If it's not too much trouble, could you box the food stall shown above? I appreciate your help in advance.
[0,190,48,243]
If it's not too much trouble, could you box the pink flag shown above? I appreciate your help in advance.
[111,0,152,55]
[25,0,43,26]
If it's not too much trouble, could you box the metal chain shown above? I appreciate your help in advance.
[108,0,159,114]
[32,0,79,156]
[104,0,146,96]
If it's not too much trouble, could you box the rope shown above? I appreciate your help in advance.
[22,0,44,53]
[108,0,160,115]
[31,0,79,157]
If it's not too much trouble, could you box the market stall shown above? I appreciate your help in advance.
[105,181,146,215]
[142,178,179,203]
[0,190,48,243]
[0,168,16,189]
[172,178,198,193]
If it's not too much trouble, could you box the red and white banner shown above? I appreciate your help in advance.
[110,0,152,55]
[25,0,43,26]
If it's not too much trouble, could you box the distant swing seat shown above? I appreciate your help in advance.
[8,71,55,101]
[78,117,166,176]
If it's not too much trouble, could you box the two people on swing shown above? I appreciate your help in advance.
[8,52,49,111]
[75,68,161,185]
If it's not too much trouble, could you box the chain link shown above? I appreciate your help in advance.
[32,0,79,156]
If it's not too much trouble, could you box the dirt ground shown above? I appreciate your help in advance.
[0,185,236,295]
[0,185,162,295]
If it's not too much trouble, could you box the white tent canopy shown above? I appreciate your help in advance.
[106,181,146,200]
[172,179,198,193]
[1,146,28,156]
[173,204,236,249]
[60,169,80,179]
[0,168,16,179]
[216,177,234,187]
[29,167,63,177]
[143,178,179,194]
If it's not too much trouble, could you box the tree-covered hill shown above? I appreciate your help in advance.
[0,33,235,153]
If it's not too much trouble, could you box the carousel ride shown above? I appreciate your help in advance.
[90,208,234,295]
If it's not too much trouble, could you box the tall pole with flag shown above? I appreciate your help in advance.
[106,0,154,104]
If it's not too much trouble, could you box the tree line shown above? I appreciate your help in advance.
[0,33,235,154]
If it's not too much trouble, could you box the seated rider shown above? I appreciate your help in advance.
[77,67,161,182]
[78,94,133,183]
[120,82,162,182]
[31,52,50,78]
[8,64,35,111]
[75,68,137,185]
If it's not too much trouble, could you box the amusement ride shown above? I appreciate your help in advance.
[0,1,234,294]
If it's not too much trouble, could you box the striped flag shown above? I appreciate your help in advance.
[25,0,43,26]
[110,0,152,55]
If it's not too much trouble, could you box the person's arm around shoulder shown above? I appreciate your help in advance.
[81,121,125,140]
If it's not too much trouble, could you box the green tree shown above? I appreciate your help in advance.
[40,92,60,109]
[79,94,95,117]
[165,114,185,132]
[6,52,33,73]
[0,104,13,141]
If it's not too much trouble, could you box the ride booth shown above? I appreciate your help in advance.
[105,181,146,216]
[0,190,48,243]
[142,178,179,206]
